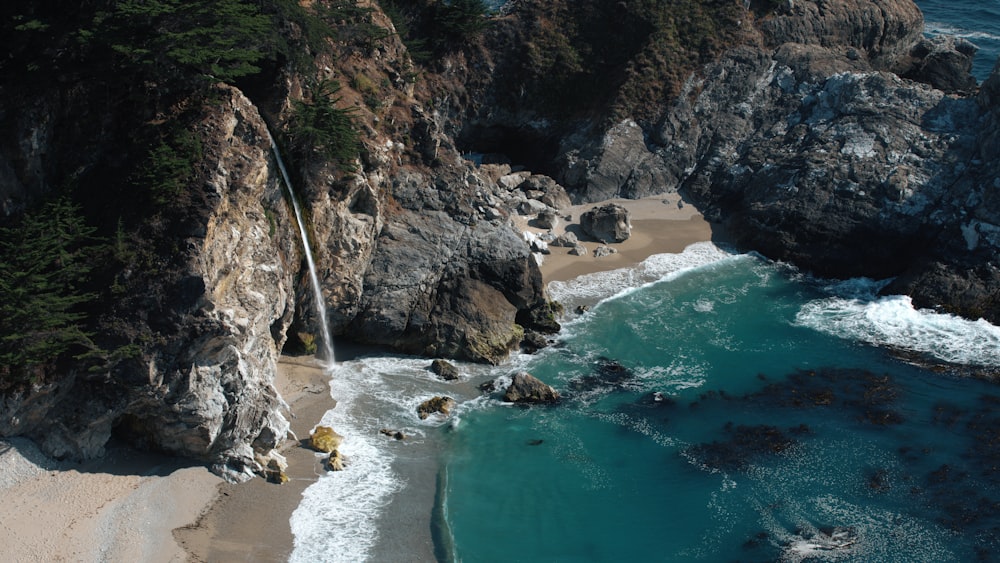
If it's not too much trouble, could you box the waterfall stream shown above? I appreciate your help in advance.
[267,131,336,369]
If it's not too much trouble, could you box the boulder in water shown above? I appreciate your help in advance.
[418,396,457,419]
[327,449,347,471]
[430,359,460,381]
[521,330,549,353]
[380,428,407,440]
[309,426,344,453]
[503,371,560,404]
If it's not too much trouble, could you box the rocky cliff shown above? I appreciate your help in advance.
[452,0,999,323]
[1,85,297,481]
[0,0,997,477]
[0,0,559,478]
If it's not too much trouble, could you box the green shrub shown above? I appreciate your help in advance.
[287,80,361,169]
[133,129,203,207]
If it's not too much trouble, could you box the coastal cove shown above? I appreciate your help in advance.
[3,0,1000,561]
[286,235,1000,561]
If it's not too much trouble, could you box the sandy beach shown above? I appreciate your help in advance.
[519,194,724,283]
[0,194,722,562]
[0,355,333,563]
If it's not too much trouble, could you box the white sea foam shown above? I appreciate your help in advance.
[795,285,1000,367]
[925,21,1000,42]
[289,364,402,563]
[693,298,716,313]
[288,354,510,562]
[546,242,737,308]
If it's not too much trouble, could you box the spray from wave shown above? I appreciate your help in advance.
[795,278,1000,368]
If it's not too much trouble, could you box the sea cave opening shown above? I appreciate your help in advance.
[457,124,560,177]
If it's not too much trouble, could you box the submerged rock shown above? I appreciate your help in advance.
[380,428,407,440]
[686,423,799,471]
[568,357,634,393]
[503,372,560,404]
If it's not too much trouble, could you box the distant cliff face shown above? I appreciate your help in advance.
[452,0,999,323]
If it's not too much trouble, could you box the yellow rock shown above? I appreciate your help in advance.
[310,425,344,453]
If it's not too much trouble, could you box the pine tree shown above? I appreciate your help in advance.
[287,80,361,168]
[0,198,100,386]
[98,0,273,84]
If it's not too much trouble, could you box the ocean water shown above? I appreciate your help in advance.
[442,247,1000,562]
[290,242,1000,562]
[916,0,1000,81]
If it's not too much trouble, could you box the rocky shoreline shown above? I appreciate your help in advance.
[1,0,998,489]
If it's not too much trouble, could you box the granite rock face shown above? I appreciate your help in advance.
[489,0,1000,323]
[663,41,1000,321]
[1,86,297,481]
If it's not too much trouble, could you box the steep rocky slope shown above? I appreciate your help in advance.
[452,0,999,322]
[0,0,996,477]
[0,0,559,477]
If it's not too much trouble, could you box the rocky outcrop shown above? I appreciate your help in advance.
[756,0,924,69]
[503,372,560,404]
[581,203,631,243]
[430,359,460,381]
[901,35,978,94]
[659,40,1000,320]
[558,120,674,203]
[418,396,457,419]
[0,85,298,481]
[310,426,344,454]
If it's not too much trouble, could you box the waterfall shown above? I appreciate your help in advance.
[267,131,336,369]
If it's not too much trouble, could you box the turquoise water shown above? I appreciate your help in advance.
[442,249,1000,562]
[287,244,1000,562]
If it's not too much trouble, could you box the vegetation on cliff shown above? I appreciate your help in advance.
[479,0,749,123]
[287,80,361,169]
[0,199,102,388]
